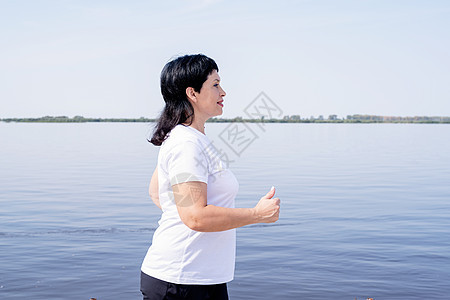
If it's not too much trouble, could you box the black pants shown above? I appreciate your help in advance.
[140,272,229,300]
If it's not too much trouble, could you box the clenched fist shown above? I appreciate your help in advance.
[253,186,280,223]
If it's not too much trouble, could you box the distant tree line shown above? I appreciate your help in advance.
[0,116,156,123]
[345,114,450,123]
[1,115,449,123]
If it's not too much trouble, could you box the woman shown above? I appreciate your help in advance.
[141,54,280,300]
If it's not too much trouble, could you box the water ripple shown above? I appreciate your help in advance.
[0,227,157,238]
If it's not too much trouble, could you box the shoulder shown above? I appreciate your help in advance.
[165,125,201,142]
[160,125,206,158]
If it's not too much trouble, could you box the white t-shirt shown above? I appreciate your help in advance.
[141,124,239,284]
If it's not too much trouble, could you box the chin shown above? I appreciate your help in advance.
[213,110,223,117]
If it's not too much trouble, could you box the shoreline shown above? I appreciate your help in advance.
[1,116,450,124]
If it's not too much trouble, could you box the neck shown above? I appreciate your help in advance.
[185,116,207,134]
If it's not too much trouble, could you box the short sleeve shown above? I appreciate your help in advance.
[167,141,209,186]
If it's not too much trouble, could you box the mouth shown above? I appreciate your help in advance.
[217,100,224,107]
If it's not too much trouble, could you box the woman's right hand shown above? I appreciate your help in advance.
[253,186,280,223]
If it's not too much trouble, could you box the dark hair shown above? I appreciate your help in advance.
[150,54,219,146]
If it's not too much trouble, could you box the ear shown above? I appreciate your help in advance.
[185,87,197,103]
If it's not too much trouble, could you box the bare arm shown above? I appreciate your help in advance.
[149,167,161,209]
[173,181,280,232]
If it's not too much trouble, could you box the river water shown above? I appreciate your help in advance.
[1,122,449,299]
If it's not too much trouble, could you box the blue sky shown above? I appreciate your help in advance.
[1,0,449,118]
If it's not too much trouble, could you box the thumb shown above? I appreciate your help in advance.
[264,186,275,199]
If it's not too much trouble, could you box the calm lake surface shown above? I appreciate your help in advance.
[1,122,449,300]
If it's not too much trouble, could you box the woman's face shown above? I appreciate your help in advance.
[194,70,226,119]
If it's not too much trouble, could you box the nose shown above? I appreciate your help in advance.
[220,86,226,97]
